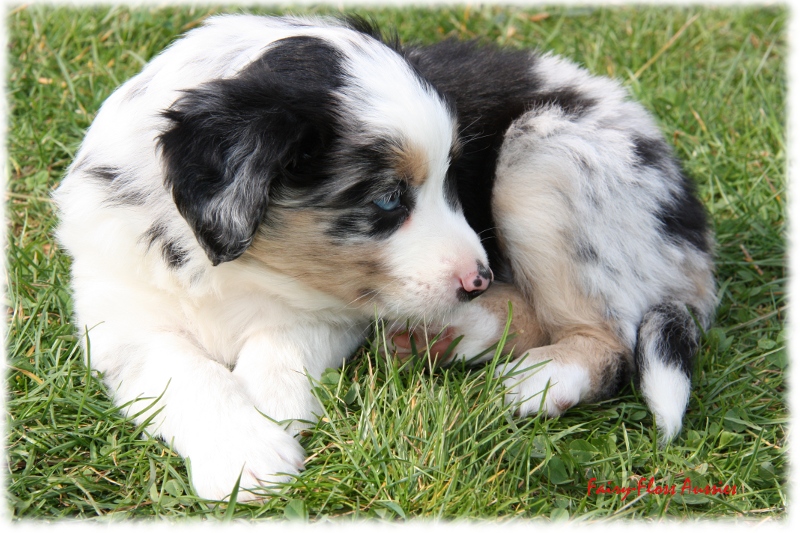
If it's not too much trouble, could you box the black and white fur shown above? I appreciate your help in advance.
[55,15,715,501]
[404,39,715,434]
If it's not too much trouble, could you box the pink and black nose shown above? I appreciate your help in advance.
[457,262,493,301]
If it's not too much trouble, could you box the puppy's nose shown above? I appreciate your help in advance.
[457,263,493,301]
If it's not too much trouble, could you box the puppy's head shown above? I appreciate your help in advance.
[158,23,491,319]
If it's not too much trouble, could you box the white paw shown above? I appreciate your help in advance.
[447,303,505,363]
[185,409,306,501]
[498,356,591,417]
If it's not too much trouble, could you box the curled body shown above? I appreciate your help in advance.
[405,40,715,440]
[55,15,715,501]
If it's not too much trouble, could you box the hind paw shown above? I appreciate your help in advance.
[498,354,591,417]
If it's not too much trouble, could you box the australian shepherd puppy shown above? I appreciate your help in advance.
[55,15,715,501]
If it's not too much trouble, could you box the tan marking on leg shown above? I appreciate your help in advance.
[472,282,549,355]
[520,327,633,403]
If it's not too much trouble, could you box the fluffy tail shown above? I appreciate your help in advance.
[635,302,702,444]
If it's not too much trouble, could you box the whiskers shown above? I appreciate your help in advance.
[341,278,398,312]
[476,226,498,244]
[457,116,489,144]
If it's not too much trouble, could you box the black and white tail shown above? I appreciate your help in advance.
[635,302,704,444]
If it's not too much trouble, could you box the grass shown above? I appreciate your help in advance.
[5,2,787,522]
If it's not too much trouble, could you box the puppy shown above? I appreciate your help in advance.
[55,14,715,501]
[402,38,716,430]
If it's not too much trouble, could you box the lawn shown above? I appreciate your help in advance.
[5,3,788,521]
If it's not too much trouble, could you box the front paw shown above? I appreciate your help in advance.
[498,354,591,417]
[186,410,306,502]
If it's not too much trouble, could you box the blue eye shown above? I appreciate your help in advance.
[374,190,402,211]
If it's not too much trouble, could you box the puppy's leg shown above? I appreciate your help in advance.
[388,282,547,365]
[73,271,370,502]
[489,105,653,420]
[85,327,306,502]
[393,280,631,415]
[448,282,548,363]
[231,322,367,433]
[500,328,633,417]
[489,96,714,440]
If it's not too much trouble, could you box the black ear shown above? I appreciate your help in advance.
[158,36,345,265]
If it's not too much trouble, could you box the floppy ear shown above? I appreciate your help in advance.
[158,36,343,265]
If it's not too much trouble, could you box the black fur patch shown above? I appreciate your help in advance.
[533,87,596,117]
[327,182,414,240]
[490,258,515,285]
[443,144,462,210]
[633,136,710,253]
[143,224,187,269]
[635,303,699,379]
[84,165,148,207]
[143,223,165,245]
[161,241,188,269]
[84,165,119,183]
[656,183,710,253]
[633,136,672,172]
[407,40,597,279]
[158,36,346,265]
[270,135,419,241]
[325,141,411,204]
[271,129,435,242]
[406,41,535,273]
[597,355,634,401]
